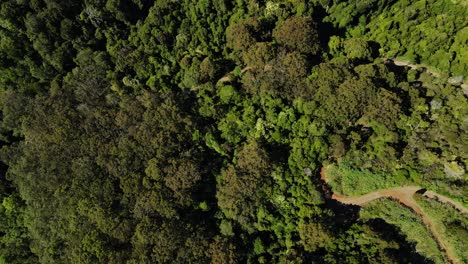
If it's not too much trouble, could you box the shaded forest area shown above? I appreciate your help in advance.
[0,0,466,263]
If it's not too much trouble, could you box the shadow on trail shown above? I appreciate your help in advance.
[317,170,361,225]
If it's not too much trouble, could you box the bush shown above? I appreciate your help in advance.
[326,163,403,196]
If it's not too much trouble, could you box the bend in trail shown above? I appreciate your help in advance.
[217,66,254,85]
[319,166,467,214]
[320,166,466,264]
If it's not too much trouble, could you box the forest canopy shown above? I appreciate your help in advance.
[0,0,466,263]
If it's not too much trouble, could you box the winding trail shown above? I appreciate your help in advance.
[320,166,467,264]
[216,66,253,85]
[217,75,233,84]
[386,59,468,94]
[390,59,442,78]
[320,60,467,263]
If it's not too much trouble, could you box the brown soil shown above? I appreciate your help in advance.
[390,59,442,78]
[217,75,233,84]
[216,66,253,85]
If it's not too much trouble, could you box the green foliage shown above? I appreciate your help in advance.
[298,221,331,251]
[217,140,273,233]
[415,195,468,263]
[361,198,447,264]
[0,0,465,262]
[253,238,265,255]
[273,16,320,55]
[343,38,373,61]
[218,85,239,104]
[326,164,404,196]
[226,18,260,53]
[0,194,37,263]
[326,0,468,76]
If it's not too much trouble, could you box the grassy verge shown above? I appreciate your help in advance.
[416,195,468,263]
[360,198,447,264]
[326,164,403,196]
[422,179,468,208]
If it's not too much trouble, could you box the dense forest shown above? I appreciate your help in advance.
[0,0,466,263]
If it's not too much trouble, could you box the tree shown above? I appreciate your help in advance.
[298,221,331,252]
[217,140,272,232]
[273,16,320,55]
[208,236,239,264]
[0,193,38,264]
[343,38,373,61]
[226,18,259,52]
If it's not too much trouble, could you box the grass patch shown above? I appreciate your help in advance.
[416,195,468,263]
[422,179,468,208]
[360,198,447,264]
[326,163,403,196]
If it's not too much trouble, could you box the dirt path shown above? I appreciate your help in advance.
[240,66,253,74]
[390,59,442,78]
[331,186,422,211]
[387,58,468,89]
[332,187,456,263]
[320,166,465,264]
[216,66,253,85]
[217,75,233,84]
[424,191,468,215]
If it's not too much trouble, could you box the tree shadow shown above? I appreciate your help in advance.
[366,218,435,263]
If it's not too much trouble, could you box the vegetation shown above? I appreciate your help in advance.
[361,198,447,264]
[325,0,468,76]
[326,163,404,196]
[416,195,468,263]
[0,0,465,263]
